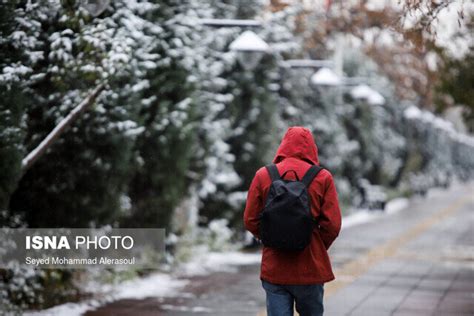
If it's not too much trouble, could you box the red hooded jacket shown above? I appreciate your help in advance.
[243,127,341,284]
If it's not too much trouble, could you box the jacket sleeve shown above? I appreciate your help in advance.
[243,171,264,238]
[318,173,342,249]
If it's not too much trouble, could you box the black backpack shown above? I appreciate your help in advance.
[259,164,323,251]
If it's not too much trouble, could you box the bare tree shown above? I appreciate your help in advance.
[399,0,465,34]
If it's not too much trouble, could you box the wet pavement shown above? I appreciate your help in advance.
[85,183,474,316]
[324,183,474,315]
[85,264,264,316]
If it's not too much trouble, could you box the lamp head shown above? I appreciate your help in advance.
[229,31,269,71]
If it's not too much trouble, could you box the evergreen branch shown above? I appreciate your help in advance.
[21,83,106,172]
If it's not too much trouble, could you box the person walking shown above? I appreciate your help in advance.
[244,126,342,316]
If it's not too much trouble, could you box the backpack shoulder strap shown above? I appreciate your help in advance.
[301,165,324,187]
[265,164,281,182]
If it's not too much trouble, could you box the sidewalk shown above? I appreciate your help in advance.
[324,183,474,315]
[47,183,473,316]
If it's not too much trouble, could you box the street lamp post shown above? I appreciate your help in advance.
[310,67,342,86]
[201,18,383,104]
[310,67,344,104]
[229,30,270,71]
[350,84,385,105]
[310,67,385,106]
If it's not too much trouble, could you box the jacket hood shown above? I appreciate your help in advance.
[273,126,319,165]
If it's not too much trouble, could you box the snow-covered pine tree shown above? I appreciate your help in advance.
[123,0,199,229]
[343,51,406,188]
[0,1,28,214]
[8,1,137,227]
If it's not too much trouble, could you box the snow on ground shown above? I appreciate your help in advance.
[109,273,188,300]
[342,209,379,229]
[385,197,409,214]
[342,197,408,229]
[24,273,188,316]
[24,303,93,316]
[161,305,214,313]
[24,251,261,316]
[178,250,261,276]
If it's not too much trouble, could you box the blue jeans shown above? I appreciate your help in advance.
[262,280,324,316]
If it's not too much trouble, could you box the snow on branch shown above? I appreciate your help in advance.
[281,59,334,69]
[21,83,106,172]
[199,18,262,27]
[404,105,474,147]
